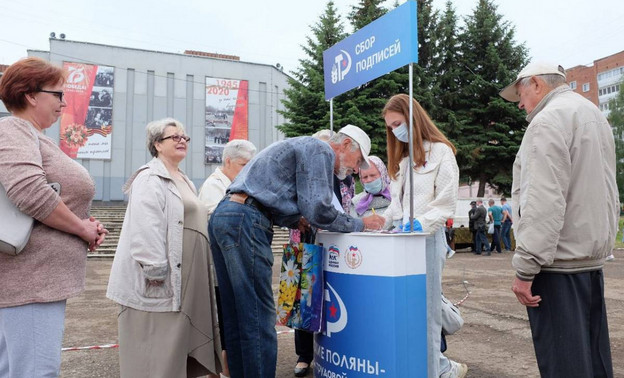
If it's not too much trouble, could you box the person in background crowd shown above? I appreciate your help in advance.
[487,199,502,254]
[208,125,385,377]
[198,139,257,378]
[349,155,392,218]
[199,140,257,216]
[468,201,477,252]
[502,61,618,377]
[500,197,513,252]
[0,57,107,377]
[444,218,455,258]
[382,94,466,378]
[107,118,222,377]
[471,199,489,255]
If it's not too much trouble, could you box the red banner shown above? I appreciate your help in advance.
[230,80,249,140]
[59,63,97,158]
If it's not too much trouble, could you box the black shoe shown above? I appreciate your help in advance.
[294,363,309,377]
[485,252,491,256]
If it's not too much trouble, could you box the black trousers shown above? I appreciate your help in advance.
[528,270,613,378]
[294,329,314,364]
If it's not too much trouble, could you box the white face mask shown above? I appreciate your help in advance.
[392,123,410,143]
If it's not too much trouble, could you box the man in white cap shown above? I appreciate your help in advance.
[501,62,618,377]
[208,125,385,377]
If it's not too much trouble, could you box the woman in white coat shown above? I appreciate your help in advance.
[107,118,222,377]
[382,94,465,378]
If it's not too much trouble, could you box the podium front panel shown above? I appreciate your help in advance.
[314,232,428,378]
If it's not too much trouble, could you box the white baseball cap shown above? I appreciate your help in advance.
[337,124,371,169]
[499,62,566,102]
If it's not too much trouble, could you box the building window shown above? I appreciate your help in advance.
[570,81,577,90]
[582,83,590,92]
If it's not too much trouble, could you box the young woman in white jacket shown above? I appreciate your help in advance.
[382,94,465,378]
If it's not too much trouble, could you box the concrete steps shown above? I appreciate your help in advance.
[88,203,290,257]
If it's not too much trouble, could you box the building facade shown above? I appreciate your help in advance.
[18,38,290,201]
[566,49,624,117]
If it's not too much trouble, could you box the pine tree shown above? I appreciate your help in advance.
[608,78,624,204]
[454,0,528,196]
[429,1,462,150]
[277,1,348,137]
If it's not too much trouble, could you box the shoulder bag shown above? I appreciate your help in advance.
[0,126,42,255]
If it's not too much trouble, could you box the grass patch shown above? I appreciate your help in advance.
[616,217,624,249]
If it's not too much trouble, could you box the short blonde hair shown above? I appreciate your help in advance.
[146,118,186,157]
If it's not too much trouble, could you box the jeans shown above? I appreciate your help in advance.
[501,221,512,250]
[208,199,276,378]
[475,227,490,254]
[426,228,448,378]
[0,300,66,378]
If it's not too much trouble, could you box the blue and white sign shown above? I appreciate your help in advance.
[314,232,428,377]
[323,0,418,100]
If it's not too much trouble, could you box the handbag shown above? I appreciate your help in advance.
[0,126,42,256]
[441,294,464,335]
[0,185,35,255]
[276,230,324,332]
[487,222,495,234]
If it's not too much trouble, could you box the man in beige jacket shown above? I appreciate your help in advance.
[500,62,618,377]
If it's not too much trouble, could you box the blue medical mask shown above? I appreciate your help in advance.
[392,123,410,143]
[363,177,383,194]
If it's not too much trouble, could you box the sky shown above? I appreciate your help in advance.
[0,0,622,75]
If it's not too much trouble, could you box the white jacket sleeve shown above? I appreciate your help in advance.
[384,158,408,229]
[126,172,169,280]
[416,149,459,233]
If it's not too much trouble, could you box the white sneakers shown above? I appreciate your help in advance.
[606,254,615,261]
[440,360,468,378]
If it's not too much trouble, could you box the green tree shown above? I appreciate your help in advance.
[429,1,463,155]
[608,79,624,204]
[454,0,528,196]
[277,1,348,137]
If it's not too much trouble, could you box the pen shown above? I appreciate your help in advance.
[371,208,376,215]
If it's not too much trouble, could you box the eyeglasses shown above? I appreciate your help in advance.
[160,134,190,143]
[38,89,64,102]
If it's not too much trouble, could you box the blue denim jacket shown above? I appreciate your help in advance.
[228,137,364,232]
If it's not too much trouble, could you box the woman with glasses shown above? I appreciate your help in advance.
[107,118,222,377]
[0,57,108,376]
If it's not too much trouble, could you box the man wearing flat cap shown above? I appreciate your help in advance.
[501,62,618,377]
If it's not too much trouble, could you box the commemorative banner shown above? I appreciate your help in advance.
[204,77,248,164]
[322,0,418,100]
[59,62,114,159]
[314,232,428,377]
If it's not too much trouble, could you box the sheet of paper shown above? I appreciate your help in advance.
[332,193,345,213]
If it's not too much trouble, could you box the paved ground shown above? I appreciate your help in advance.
[60,249,624,377]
